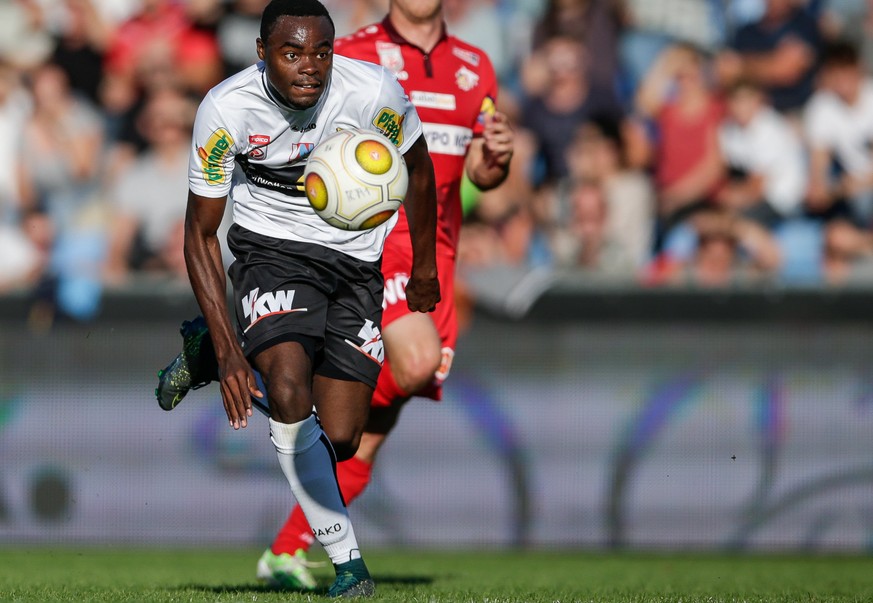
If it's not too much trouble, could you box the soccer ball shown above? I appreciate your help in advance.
[304,128,408,231]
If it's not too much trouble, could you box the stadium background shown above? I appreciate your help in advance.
[3,288,873,552]
[2,0,873,557]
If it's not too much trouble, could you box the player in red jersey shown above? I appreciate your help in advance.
[253,0,514,589]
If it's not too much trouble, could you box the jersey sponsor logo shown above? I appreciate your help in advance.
[241,287,307,333]
[344,319,384,364]
[291,122,316,133]
[373,107,404,147]
[248,135,270,159]
[410,91,457,111]
[452,47,480,66]
[382,272,409,309]
[198,128,234,185]
[455,65,480,91]
[237,156,306,196]
[477,96,497,126]
[289,142,315,163]
[376,40,405,75]
[421,123,473,156]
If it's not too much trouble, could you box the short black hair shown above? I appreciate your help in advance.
[260,0,335,45]
[821,40,860,69]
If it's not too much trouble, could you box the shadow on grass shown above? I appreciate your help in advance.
[372,575,433,586]
[172,575,433,595]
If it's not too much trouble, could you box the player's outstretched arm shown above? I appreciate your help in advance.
[401,134,440,313]
[184,191,262,429]
[465,111,514,191]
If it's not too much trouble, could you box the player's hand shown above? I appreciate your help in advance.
[405,273,441,313]
[482,112,514,169]
[216,347,263,430]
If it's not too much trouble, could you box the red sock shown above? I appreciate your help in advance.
[370,358,409,407]
[271,455,373,555]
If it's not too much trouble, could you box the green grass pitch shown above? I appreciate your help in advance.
[1,548,873,602]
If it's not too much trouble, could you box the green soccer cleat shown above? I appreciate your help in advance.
[328,558,375,598]
[256,549,318,591]
[155,316,217,411]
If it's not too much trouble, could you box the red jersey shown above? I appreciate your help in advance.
[336,18,499,255]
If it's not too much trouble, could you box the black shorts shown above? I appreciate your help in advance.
[227,224,384,388]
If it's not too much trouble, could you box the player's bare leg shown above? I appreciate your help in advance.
[254,341,375,597]
[312,375,378,462]
[377,312,442,400]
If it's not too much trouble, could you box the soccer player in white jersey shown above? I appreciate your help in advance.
[179,0,438,597]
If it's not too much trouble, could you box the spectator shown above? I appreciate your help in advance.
[104,88,197,284]
[822,218,873,283]
[520,36,622,185]
[19,63,104,231]
[0,210,50,293]
[0,0,55,70]
[217,0,269,77]
[804,40,873,225]
[50,0,114,106]
[717,0,822,113]
[444,0,510,81]
[325,0,388,37]
[717,79,806,226]
[0,62,30,220]
[621,0,725,91]
[636,44,724,242]
[652,209,782,287]
[550,180,639,275]
[566,117,655,268]
[102,0,223,105]
[18,62,107,322]
[531,0,624,96]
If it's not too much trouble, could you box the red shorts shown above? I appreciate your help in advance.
[378,236,457,403]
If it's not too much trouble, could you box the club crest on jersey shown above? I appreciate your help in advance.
[248,134,270,160]
[373,107,404,147]
[289,142,315,163]
[376,41,404,75]
[344,319,384,364]
[455,65,480,91]
[452,47,480,66]
[198,128,234,185]
[241,287,307,333]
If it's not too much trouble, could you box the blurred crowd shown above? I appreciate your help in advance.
[2,0,873,323]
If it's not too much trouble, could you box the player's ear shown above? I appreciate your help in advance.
[256,38,265,61]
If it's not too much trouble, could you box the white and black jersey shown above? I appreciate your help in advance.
[188,55,423,262]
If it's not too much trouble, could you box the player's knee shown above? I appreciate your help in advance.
[324,426,362,462]
[392,344,442,393]
[265,375,312,424]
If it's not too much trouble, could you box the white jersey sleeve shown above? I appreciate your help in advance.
[188,92,240,199]
[361,66,422,155]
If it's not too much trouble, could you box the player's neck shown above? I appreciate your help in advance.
[388,11,443,53]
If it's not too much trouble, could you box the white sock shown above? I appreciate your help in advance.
[270,416,362,565]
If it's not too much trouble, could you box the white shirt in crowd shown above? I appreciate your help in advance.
[804,79,873,179]
[719,105,806,217]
